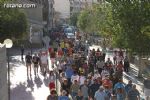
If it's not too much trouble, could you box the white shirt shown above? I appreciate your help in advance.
[79,76,86,85]
[71,74,79,83]
[58,63,63,70]
[40,55,47,64]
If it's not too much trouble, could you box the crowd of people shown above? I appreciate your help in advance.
[23,33,150,100]
[44,35,142,100]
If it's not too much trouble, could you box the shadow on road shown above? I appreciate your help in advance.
[10,56,23,65]
[10,83,34,100]
[9,56,25,76]
[43,77,50,87]
[34,75,43,88]
[27,77,34,92]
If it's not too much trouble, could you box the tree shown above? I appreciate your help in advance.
[70,12,80,26]
[77,9,91,32]
[0,0,28,42]
[77,3,115,49]
[106,0,150,77]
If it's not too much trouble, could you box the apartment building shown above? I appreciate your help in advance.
[54,0,70,25]
[17,0,54,44]
[53,0,102,25]
[70,0,100,16]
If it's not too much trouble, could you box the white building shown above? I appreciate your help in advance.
[70,0,100,16]
[53,0,100,25]
[54,0,70,19]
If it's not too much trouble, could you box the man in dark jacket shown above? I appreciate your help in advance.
[124,56,130,72]
[89,79,101,99]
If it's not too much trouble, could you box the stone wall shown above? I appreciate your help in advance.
[0,45,8,100]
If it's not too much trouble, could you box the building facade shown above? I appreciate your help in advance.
[69,0,100,16]
[53,0,100,25]
[17,0,54,44]
[54,0,70,24]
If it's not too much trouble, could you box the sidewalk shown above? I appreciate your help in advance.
[9,48,50,100]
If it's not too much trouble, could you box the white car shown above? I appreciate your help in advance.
[66,33,75,39]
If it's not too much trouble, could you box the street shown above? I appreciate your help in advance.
[1,0,149,100]
[9,49,50,100]
[9,45,145,100]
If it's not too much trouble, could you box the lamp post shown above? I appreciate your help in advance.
[3,39,13,100]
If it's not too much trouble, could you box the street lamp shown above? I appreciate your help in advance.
[3,39,13,100]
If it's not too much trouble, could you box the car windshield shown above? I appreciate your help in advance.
[67,33,74,36]
[64,28,73,33]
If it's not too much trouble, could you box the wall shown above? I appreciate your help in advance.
[0,45,8,100]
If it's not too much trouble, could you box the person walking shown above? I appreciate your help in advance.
[61,79,70,96]
[113,50,117,65]
[65,66,74,86]
[89,79,100,99]
[58,90,69,100]
[74,90,84,100]
[96,60,104,74]
[25,52,32,76]
[70,80,80,98]
[47,89,58,100]
[127,85,140,100]
[116,87,126,100]
[124,56,130,72]
[21,44,24,61]
[80,80,89,100]
[94,86,108,100]
[143,77,150,100]
[114,79,126,100]
[125,80,133,94]
[32,53,40,76]
[71,71,79,84]
[40,52,48,76]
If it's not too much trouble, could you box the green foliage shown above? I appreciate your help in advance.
[77,3,116,48]
[0,2,28,41]
[77,0,150,54]
[107,0,150,54]
[70,13,79,26]
[77,9,90,32]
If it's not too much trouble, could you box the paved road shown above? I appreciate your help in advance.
[10,49,50,100]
